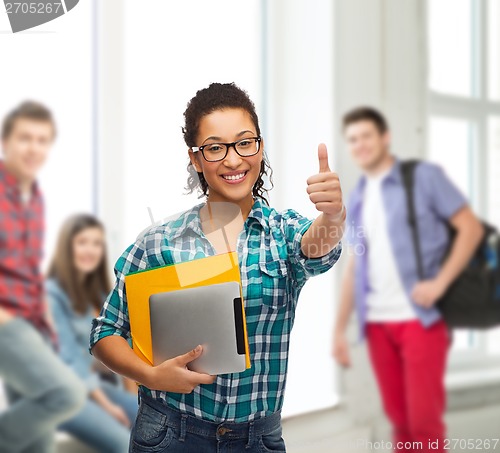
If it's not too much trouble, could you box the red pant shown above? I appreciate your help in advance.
[366,320,450,453]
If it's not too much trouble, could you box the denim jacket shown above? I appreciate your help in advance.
[46,278,100,392]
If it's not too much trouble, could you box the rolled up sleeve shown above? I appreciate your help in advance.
[281,209,342,288]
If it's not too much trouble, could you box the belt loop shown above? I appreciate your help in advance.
[245,420,255,449]
[137,390,141,406]
[179,414,187,442]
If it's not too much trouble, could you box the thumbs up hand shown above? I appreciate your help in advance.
[306,144,345,223]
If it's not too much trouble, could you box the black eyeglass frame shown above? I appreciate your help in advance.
[191,136,262,162]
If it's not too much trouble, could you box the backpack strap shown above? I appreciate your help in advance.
[400,160,424,280]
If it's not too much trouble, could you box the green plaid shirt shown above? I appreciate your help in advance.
[90,198,341,422]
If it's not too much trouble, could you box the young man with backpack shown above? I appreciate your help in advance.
[332,107,484,452]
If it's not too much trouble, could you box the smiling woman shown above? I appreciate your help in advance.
[95,0,341,422]
[90,82,344,452]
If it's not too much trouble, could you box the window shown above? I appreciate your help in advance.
[488,0,500,101]
[428,118,475,198]
[0,1,95,269]
[488,117,500,226]
[427,0,500,367]
[428,0,474,97]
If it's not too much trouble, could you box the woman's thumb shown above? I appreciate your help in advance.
[178,345,203,365]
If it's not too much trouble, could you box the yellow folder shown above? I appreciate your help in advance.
[124,251,251,370]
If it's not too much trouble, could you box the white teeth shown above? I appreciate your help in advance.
[222,172,245,181]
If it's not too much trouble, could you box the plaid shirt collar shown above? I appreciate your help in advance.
[169,198,270,240]
[0,160,19,196]
[0,159,40,200]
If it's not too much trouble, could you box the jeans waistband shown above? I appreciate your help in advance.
[139,391,282,440]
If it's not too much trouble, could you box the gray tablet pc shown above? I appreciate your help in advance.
[149,281,247,375]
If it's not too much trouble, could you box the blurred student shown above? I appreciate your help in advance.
[333,107,484,452]
[46,214,137,453]
[0,102,86,453]
[90,82,344,452]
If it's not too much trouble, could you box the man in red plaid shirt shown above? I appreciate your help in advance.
[0,102,85,453]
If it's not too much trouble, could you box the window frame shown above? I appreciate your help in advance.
[426,0,500,372]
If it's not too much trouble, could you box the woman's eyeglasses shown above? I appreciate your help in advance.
[191,136,262,162]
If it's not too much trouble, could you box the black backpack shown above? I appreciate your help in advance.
[401,160,500,328]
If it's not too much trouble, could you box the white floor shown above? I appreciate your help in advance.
[282,403,500,453]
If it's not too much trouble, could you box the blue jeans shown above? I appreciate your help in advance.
[0,317,86,453]
[129,392,286,452]
[59,380,138,453]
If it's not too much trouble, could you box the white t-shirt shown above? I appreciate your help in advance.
[362,170,417,321]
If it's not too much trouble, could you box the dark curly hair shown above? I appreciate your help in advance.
[183,82,273,204]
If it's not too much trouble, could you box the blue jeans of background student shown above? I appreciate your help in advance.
[129,392,286,453]
[0,317,86,453]
[59,380,138,453]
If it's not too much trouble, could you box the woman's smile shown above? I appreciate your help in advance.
[220,169,249,183]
